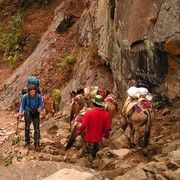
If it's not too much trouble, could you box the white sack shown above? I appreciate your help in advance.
[126,86,140,98]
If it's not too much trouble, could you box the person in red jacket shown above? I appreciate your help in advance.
[77,95,111,162]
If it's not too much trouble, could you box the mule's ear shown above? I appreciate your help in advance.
[106,90,111,96]
[69,92,73,97]
[70,91,76,98]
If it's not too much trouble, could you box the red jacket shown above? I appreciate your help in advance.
[77,107,111,143]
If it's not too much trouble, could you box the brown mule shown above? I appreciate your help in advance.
[43,95,55,116]
[70,86,110,107]
[69,94,86,130]
[121,100,155,147]
[104,94,118,127]
[65,107,91,150]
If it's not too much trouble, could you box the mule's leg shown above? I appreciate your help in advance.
[144,109,152,147]
[136,126,142,145]
[129,124,135,148]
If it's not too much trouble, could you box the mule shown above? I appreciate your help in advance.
[104,94,118,127]
[121,99,155,147]
[66,107,90,150]
[69,94,86,130]
[43,95,55,116]
[70,85,110,107]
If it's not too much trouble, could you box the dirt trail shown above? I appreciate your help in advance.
[0,110,17,154]
[0,110,17,131]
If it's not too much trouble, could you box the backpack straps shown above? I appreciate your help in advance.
[25,93,39,109]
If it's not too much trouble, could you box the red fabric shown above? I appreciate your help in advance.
[133,104,142,113]
[140,101,151,108]
[75,115,84,122]
[72,97,80,102]
[105,97,113,103]
[98,86,106,99]
[77,107,111,143]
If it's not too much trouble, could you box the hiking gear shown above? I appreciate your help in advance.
[15,116,20,135]
[27,76,39,88]
[19,93,43,113]
[77,107,110,142]
[22,87,27,95]
[35,145,40,151]
[91,95,105,107]
[24,142,31,147]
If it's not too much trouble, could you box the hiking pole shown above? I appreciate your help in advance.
[15,116,20,136]
[12,115,21,145]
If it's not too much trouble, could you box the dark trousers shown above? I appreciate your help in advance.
[24,111,40,147]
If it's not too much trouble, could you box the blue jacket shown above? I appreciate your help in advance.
[19,93,43,113]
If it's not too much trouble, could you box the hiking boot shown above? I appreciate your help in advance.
[24,142,31,147]
[35,145,40,151]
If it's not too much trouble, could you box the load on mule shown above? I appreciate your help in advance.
[70,85,110,107]
[121,86,155,147]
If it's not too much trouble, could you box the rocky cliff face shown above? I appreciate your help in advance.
[77,0,180,101]
[0,0,179,109]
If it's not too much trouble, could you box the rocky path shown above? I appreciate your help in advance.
[0,107,180,179]
[0,110,17,148]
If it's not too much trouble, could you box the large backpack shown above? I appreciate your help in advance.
[26,76,39,88]
[22,76,40,95]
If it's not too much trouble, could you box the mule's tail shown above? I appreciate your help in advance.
[65,122,80,150]
[144,109,152,147]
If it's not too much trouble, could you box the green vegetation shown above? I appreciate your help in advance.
[52,89,61,112]
[11,135,20,145]
[0,14,25,68]
[0,0,56,69]
[58,55,76,68]
[152,95,169,110]
[3,153,13,166]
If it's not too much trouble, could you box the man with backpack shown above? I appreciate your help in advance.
[17,84,43,151]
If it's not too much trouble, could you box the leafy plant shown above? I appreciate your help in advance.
[0,14,25,68]
[11,135,20,145]
[59,55,76,68]
[152,95,169,110]
[52,89,61,112]
[3,153,13,166]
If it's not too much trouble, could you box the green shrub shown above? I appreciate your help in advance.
[11,135,20,145]
[0,14,25,68]
[52,89,61,112]
[152,95,169,110]
[59,55,76,68]
[3,153,13,166]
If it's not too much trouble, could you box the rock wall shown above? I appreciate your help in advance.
[77,0,180,101]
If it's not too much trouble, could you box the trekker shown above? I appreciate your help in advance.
[17,85,43,151]
[77,95,111,163]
